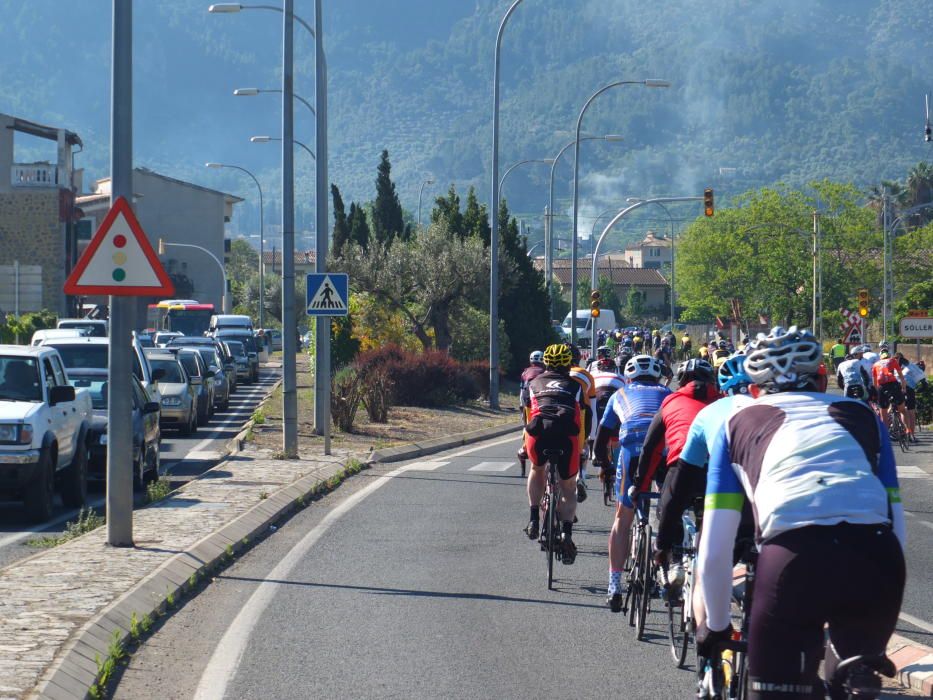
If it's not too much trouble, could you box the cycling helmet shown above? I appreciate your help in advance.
[745,326,822,390]
[676,358,715,385]
[543,343,572,369]
[880,351,890,359]
[718,355,752,395]
[622,336,633,347]
[596,345,613,360]
[618,346,634,364]
[529,350,544,364]
[718,339,729,350]
[566,343,582,365]
[624,354,663,381]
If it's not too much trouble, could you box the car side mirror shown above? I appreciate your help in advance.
[152,368,166,383]
[143,401,160,415]
[49,385,76,406]
[206,369,216,378]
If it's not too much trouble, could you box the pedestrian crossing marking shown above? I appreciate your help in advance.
[468,461,513,472]
[897,465,929,479]
[406,461,448,471]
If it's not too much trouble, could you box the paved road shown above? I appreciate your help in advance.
[113,433,926,699]
[0,368,279,569]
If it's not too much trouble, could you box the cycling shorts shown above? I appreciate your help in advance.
[905,386,916,411]
[844,384,868,401]
[746,523,904,700]
[524,432,580,480]
[615,440,642,508]
[878,381,904,410]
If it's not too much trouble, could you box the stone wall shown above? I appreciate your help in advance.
[0,191,65,315]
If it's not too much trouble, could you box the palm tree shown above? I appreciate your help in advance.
[865,180,908,228]
[905,162,933,226]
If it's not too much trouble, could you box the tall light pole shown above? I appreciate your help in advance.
[251,135,316,159]
[159,239,229,312]
[627,197,675,328]
[489,0,523,410]
[205,162,265,327]
[418,178,434,229]
[234,87,316,115]
[498,158,553,204]
[546,135,623,319]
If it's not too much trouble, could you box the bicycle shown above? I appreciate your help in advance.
[664,505,699,668]
[698,637,748,700]
[886,408,910,454]
[622,491,660,641]
[725,539,758,699]
[539,448,565,590]
[830,654,896,700]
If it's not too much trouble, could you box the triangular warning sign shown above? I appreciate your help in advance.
[307,275,347,312]
[64,196,174,297]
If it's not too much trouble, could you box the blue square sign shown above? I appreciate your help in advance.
[306,273,349,316]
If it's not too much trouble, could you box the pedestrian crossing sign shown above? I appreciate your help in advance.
[306,273,349,316]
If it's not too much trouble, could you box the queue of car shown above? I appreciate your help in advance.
[0,319,273,521]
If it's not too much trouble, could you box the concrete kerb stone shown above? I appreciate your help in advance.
[370,422,521,464]
[227,377,283,455]
[887,633,933,696]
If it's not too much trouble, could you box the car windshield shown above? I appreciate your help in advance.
[68,374,108,410]
[0,356,42,402]
[178,352,201,378]
[168,337,212,347]
[224,341,246,358]
[148,358,184,383]
[59,321,107,338]
[48,343,108,370]
[218,333,256,353]
[197,348,219,369]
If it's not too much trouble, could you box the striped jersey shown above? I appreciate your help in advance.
[599,380,670,445]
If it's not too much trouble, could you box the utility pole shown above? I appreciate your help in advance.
[313,0,330,449]
[107,0,134,546]
[281,0,298,457]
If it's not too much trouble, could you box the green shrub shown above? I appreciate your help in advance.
[331,366,365,432]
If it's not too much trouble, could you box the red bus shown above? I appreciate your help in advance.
[146,300,214,336]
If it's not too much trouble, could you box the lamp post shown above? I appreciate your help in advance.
[498,158,554,204]
[205,162,265,328]
[489,0,524,410]
[569,79,669,343]
[159,239,229,313]
[250,135,316,159]
[234,87,316,115]
[546,135,623,319]
[627,197,675,329]
[418,179,434,229]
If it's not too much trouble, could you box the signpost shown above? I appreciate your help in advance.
[306,273,349,455]
[899,315,933,339]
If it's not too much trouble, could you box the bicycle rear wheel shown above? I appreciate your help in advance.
[546,487,559,590]
[625,528,642,627]
[668,583,688,666]
[635,524,653,641]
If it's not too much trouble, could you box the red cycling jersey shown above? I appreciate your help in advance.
[872,357,902,386]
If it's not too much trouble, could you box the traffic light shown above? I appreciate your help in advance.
[857,288,869,317]
[590,289,601,318]
[704,188,714,217]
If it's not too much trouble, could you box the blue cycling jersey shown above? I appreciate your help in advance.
[599,380,670,445]
[679,394,753,467]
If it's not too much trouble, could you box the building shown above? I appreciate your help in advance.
[533,255,669,311]
[76,168,242,322]
[261,249,317,279]
[0,113,83,316]
[623,230,672,270]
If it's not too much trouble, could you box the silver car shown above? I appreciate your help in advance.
[144,352,197,435]
[190,346,230,411]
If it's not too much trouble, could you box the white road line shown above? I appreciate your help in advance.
[193,433,517,700]
[0,496,105,549]
[404,461,449,471]
[899,612,933,635]
[468,461,514,472]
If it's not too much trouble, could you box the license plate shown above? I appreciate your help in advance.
[100,434,108,445]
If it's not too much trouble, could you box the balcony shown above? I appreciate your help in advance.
[11,163,60,188]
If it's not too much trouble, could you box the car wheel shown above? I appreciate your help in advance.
[60,434,89,508]
[24,447,55,522]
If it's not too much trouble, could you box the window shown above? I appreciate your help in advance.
[42,359,57,393]
[49,355,68,386]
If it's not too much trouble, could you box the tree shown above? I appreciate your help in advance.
[463,187,491,245]
[372,149,406,245]
[430,184,463,237]
[347,202,370,250]
[331,184,350,257]
[905,162,933,226]
[625,285,645,322]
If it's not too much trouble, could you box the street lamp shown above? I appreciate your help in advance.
[205,162,265,328]
[250,135,316,160]
[498,158,554,204]
[489,0,524,410]
[234,87,316,115]
[627,197,675,329]
[569,79,669,342]
[418,179,434,229]
[159,238,229,313]
[546,135,623,319]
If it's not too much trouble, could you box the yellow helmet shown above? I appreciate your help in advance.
[543,343,572,369]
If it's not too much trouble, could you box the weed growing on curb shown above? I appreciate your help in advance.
[271,449,287,460]
[188,572,198,589]
[145,477,172,504]
[166,590,175,608]
[27,507,105,548]
[297,495,306,507]
[241,537,249,546]
[89,630,125,698]
[225,544,234,558]
[259,491,269,500]
[251,407,266,425]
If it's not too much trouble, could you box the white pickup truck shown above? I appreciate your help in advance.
[0,345,92,521]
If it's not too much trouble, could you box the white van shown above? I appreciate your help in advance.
[209,314,253,334]
[30,329,85,346]
[560,310,618,347]
[57,318,109,338]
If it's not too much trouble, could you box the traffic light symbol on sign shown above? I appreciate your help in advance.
[857,288,869,317]
[590,290,601,318]
[704,188,714,217]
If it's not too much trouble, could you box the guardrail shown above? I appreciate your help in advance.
[11,163,59,188]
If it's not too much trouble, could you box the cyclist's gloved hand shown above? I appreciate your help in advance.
[696,621,735,659]
[627,485,638,503]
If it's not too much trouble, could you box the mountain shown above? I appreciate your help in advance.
[1,0,931,248]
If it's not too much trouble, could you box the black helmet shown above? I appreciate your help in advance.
[676,358,715,385]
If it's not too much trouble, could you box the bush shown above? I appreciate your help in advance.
[331,366,364,432]
[359,362,393,423]
[464,360,490,399]
[355,344,482,407]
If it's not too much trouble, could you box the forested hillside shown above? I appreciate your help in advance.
[1,0,930,241]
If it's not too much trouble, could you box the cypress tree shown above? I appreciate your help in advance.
[430,184,464,237]
[348,202,371,250]
[331,184,349,257]
[463,187,490,245]
[372,149,405,244]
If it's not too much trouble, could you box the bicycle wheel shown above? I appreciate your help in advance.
[892,414,910,453]
[668,580,688,666]
[635,525,653,641]
[546,487,559,590]
[626,528,642,627]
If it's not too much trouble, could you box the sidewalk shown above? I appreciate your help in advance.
[0,419,518,700]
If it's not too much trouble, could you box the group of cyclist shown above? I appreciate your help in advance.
[518,325,922,699]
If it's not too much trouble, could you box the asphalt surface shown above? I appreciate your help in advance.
[0,367,279,569]
[112,432,927,699]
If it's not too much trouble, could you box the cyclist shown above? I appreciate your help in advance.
[517,350,547,470]
[895,353,925,443]
[632,331,644,354]
[590,347,625,424]
[521,344,587,564]
[697,327,905,699]
[835,347,871,402]
[568,344,598,501]
[652,328,661,351]
[617,342,635,374]
[592,355,671,611]
[681,331,692,360]
[829,338,847,372]
[872,350,909,435]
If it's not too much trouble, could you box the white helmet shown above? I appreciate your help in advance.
[529,350,544,364]
[624,354,663,381]
[745,326,822,389]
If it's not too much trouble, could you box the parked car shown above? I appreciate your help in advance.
[166,336,235,394]
[260,328,283,351]
[176,344,230,411]
[57,318,108,338]
[133,331,154,348]
[213,329,259,383]
[144,351,197,435]
[222,340,251,383]
[209,314,253,334]
[69,371,161,489]
[0,346,92,521]
[30,329,86,346]
[172,348,215,425]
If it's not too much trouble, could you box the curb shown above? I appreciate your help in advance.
[226,377,283,455]
[888,633,933,696]
[369,422,522,463]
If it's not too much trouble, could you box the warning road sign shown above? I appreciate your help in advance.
[64,196,174,296]
[843,325,862,344]
[306,273,348,317]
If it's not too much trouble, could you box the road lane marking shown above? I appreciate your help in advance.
[193,433,518,700]
[468,461,513,472]
[897,465,928,479]
[899,612,933,635]
[404,461,448,471]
